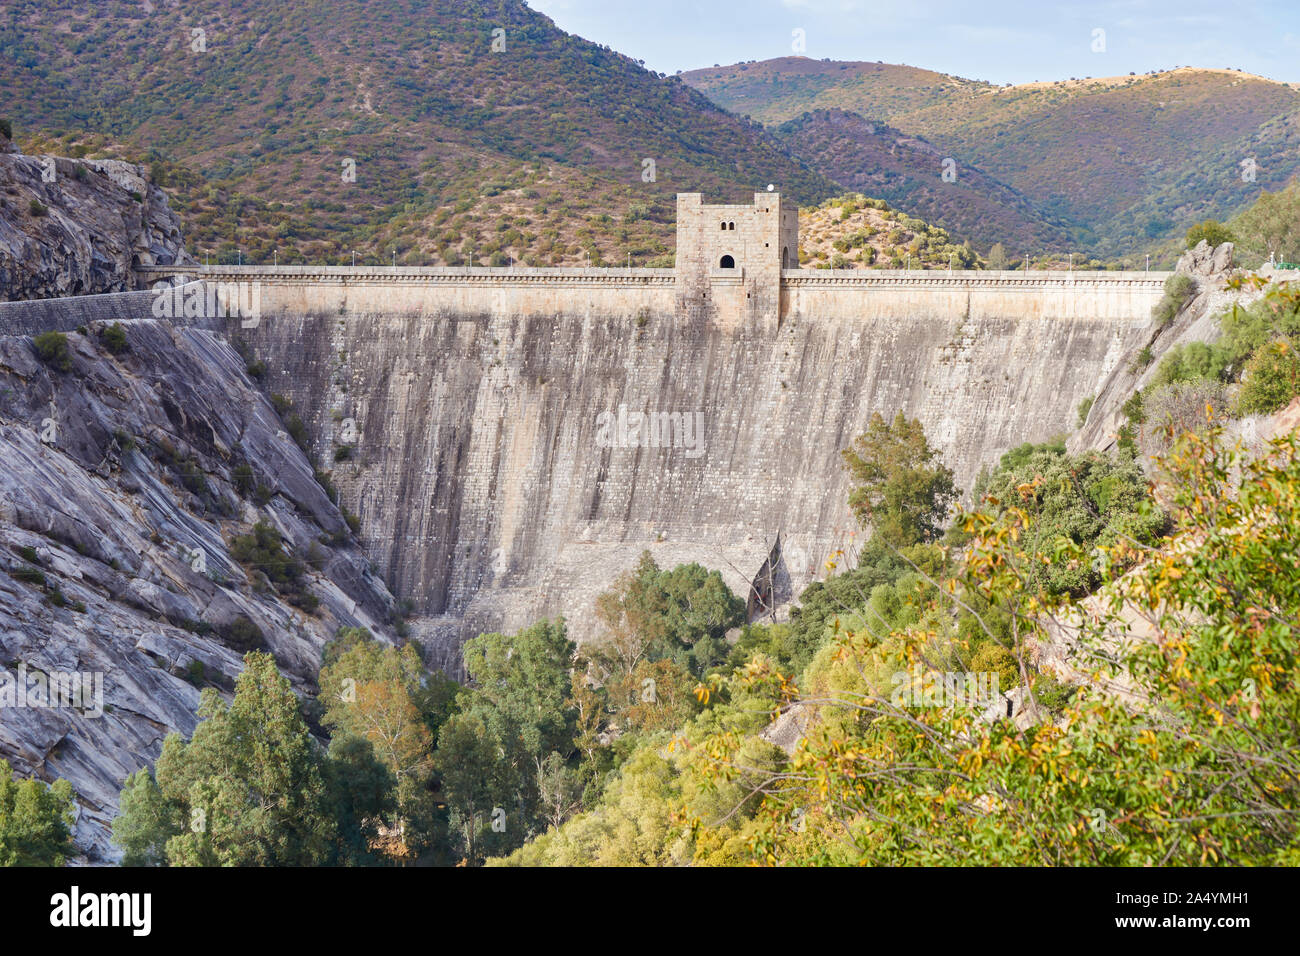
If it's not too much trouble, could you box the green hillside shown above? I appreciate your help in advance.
[0,0,839,266]
[679,57,990,126]
[775,109,1074,253]
[686,60,1300,257]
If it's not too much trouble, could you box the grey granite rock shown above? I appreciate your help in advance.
[1071,241,1247,458]
[0,318,398,861]
[0,152,193,302]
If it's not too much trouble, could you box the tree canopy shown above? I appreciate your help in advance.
[842,411,959,548]
[0,761,76,867]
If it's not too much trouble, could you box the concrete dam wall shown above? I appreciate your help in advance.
[130,262,1167,663]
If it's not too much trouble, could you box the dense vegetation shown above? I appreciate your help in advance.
[0,761,76,866]
[495,421,1300,864]
[110,554,745,866]
[1230,182,1300,268]
[974,442,1169,596]
[32,330,71,371]
[491,409,1207,865]
[1119,280,1300,452]
[681,429,1300,865]
[114,652,378,865]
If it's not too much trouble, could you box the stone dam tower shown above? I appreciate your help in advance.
[675,191,799,327]
[3,193,1173,667]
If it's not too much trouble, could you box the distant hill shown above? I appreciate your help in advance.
[680,58,990,126]
[774,110,1074,253]
[685,59,1300,257]
[0,0,839,266]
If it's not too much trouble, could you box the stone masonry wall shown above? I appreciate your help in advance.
[120,265,1167,663]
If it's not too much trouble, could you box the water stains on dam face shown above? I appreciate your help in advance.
[133,195,1168,662]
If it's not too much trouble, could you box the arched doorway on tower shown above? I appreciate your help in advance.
[719,254,735,269]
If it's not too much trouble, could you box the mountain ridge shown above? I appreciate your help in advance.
[773,109,1074,253]
[684,58,1300,256]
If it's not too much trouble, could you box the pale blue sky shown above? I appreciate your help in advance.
[527,0,1300,85]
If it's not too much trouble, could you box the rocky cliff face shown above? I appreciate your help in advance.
[0,136,192,302]
[1071,240,1250,458]
[0,315,398,860]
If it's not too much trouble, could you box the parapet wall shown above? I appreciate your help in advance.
[0,288,161,335]
[135,265,678,319]
[134,265,1170,327]
[785,269,1169,322]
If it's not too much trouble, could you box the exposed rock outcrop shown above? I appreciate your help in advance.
[1071,240,1249,457]
[0,318,398,860]
[0,149,192,302]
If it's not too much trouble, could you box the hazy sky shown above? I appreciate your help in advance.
[526,0,1300,85]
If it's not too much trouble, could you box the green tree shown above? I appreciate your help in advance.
[32,331,72,372]
[323,732,397,866]
[111,769,180,866]
[1237,339,1300,415]
[590,554,744,678]
[1220,284,1300,364]
[318,632,439,860]
[1150,340,1233,388]
[842,411,959,548]
[99,323,129,355]
[1233,184,1299,264]
[1185,219,1234,249]
[536,751,584,832]
[460,620,575,781]
[652,561,745,673]
[592,554,669,676]
[436,712,512,864]
[1151,272,1195,326]
[114,652,336,866]
[319,633,434,786]
[980,448,1166,596]
[605,657,700,734]
[0,761,76,866]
